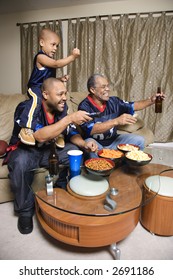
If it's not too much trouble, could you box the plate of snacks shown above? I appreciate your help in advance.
[125,150,152,166]
[98,148,124,163]
[117,143,140,153]
[84,158,115,176]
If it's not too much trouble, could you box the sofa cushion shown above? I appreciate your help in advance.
[132,126,154,147]
[0,93,26,143]
[67,92,88,114]
[0,159,9,178]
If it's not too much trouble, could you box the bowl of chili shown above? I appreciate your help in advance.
[84,158,115,176]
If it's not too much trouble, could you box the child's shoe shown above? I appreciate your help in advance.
[55,134,65,148]
[18,128,35,145]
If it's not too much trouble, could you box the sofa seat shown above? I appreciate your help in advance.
[0,163,9,179]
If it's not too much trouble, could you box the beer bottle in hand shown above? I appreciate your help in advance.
[49,139,59,176]
[155,87,162,113]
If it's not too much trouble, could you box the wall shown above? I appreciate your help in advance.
[0,0,173,94]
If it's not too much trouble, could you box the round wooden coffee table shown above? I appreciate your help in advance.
[33,164,167,259]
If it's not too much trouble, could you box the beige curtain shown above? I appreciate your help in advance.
[20,20,63,95]
[67,13,173,142]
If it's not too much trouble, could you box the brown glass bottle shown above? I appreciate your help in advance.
[155,87,162,113]
[49,140,59,176]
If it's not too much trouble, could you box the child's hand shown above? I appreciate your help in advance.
[72,48,80,58]
[59,75,70,82]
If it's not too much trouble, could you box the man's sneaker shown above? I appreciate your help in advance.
[55,134,65,148]
[18,216,33,234]
[18,128,35,145]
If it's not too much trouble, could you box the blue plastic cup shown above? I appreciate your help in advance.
[67,150,83,179]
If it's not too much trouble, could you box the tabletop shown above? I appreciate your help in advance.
[30,163,171,217]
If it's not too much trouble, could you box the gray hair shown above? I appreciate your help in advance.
[87,74,105,93]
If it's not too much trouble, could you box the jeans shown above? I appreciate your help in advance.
[7,143,78,217]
